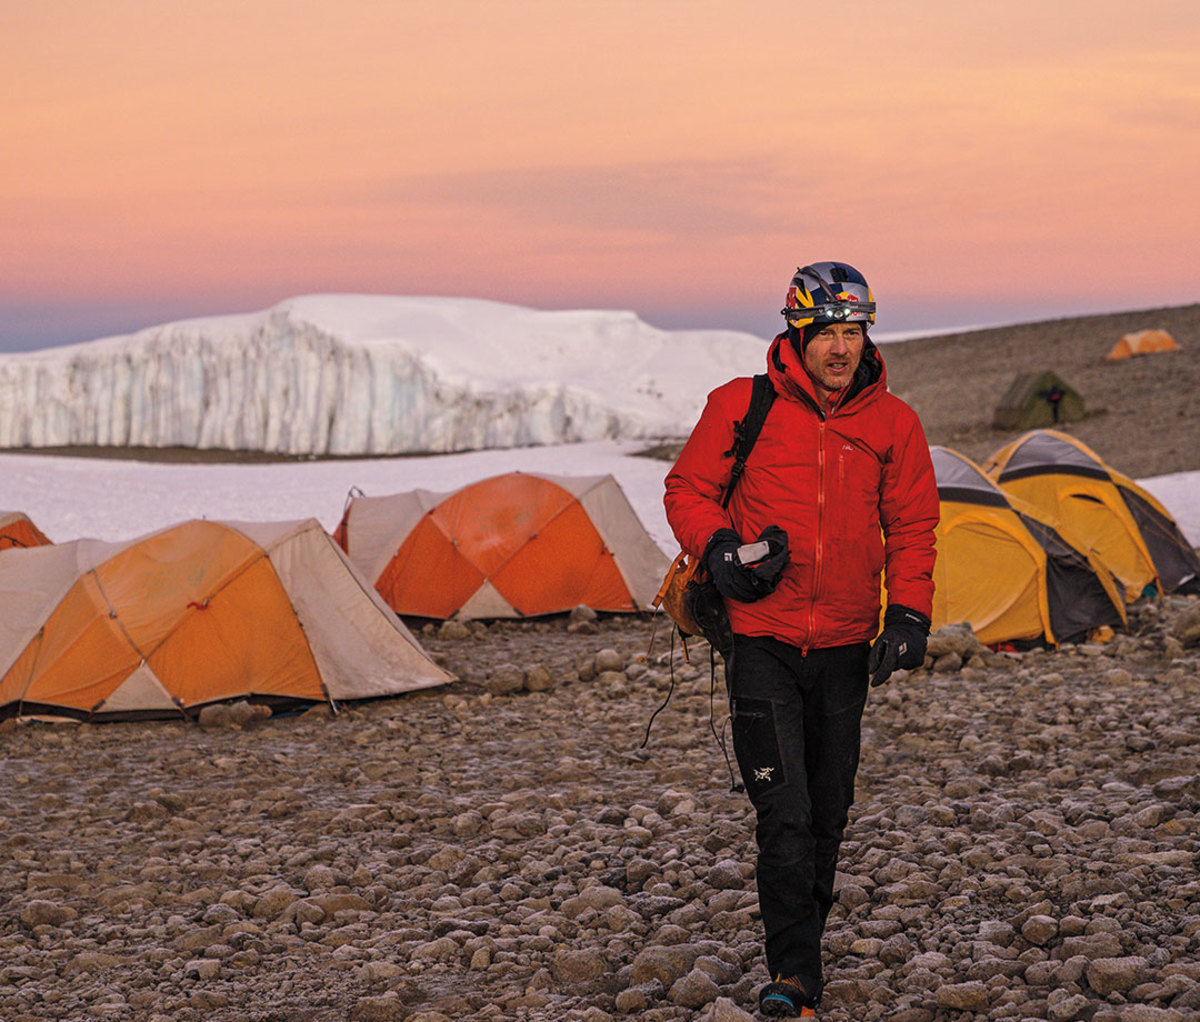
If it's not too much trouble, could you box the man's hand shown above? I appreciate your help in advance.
[868,604,931,687]
[703,526,789,603]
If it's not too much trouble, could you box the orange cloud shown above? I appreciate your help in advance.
[1,0,1198,341]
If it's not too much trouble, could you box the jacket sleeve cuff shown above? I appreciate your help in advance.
[883,603,931,634]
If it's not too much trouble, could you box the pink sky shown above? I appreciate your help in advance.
[2,0,1199,349]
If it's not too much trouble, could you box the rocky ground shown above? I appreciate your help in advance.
[868,303,1200,481]
[3,597,1200,1022]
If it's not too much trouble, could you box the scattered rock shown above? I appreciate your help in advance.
[705,859,747,890]
[935,980,990,1012]
[669,967,720,1008]
[20,900,77,928]
[1171,604,1200,646]
[484,662,525,695]
[350,991,406,1021]
[932,651,963,673]
[228,699,272,727]
[614,982,662,1014]
[631,945,700,988]
[1087,956,1152,995]
[252,886,302,919]
[67,952,129,973]
[1022,914,1059,945]
[926,622,985,659]
[197,703,233,728]
[1047,990,1093,1021]
[523,665,554,692]
[708,997,757,1022]
[438,620,472,640]
[551,948,607,983]
[183,958,220,980]
[594,648,626,673]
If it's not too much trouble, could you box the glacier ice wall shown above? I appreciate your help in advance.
[0,298,766,455]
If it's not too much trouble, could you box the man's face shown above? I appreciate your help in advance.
[802,322,865,395]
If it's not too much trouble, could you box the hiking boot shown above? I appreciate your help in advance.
[759,975,815,1017]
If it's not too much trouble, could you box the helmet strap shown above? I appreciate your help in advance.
[795,265,838,303]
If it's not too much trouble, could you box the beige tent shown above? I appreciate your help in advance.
[335,472,669,619]
[1105,329,1179,361]
[0,518,453,721]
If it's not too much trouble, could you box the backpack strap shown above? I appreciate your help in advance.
[721,373,776,510]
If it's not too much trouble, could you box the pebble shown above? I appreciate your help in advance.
[1022,914,1059,945]
[670,968,721,1008]
[935,980,990,1012]
[1088,956,1153,995]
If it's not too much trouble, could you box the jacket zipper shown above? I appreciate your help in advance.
[807,419,826,654]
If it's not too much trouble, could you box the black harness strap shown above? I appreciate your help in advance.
[721,373,776,509]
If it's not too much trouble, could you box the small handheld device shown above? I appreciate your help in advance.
[736,540,771,565]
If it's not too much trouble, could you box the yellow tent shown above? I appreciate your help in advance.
[0,518,452,722]
[1105,329,1179,361]
[931,446,1125,646]
[984,430,1200,601]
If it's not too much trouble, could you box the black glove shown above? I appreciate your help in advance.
[868,604,931,687]
[703,526,790,603]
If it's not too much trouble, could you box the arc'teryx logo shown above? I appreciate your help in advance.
[754,766,775,783]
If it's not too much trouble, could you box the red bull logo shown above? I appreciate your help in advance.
[786,286,814,309]
[834,291,858,302]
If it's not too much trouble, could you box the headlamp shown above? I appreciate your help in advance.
[782,299,875,325]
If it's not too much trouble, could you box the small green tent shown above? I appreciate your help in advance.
[992,370,1085,431]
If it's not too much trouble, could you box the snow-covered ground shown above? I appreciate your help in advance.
[1138,471,1200,549]
[0,441,677,550]
[2,440,1196,555]
[0,295,767,456]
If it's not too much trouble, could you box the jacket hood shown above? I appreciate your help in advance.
[766,331,887,413]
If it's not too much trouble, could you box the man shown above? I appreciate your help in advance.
[664,262,938,1018]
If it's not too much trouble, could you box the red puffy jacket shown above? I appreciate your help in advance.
[664,333,938,651]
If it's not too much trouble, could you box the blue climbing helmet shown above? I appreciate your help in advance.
[781,261,876,332]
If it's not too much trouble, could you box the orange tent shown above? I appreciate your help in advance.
[335,472,670,619]
[1,511,51,551]
[0,518,452,721]
[1105,329,1179,361]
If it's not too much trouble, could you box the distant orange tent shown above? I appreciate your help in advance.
[1,511,51,551]
[0,518,452,721]
[1105,329,1180,361]
[335,472,670,619]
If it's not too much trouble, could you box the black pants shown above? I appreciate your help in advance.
[728,635,870,996]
